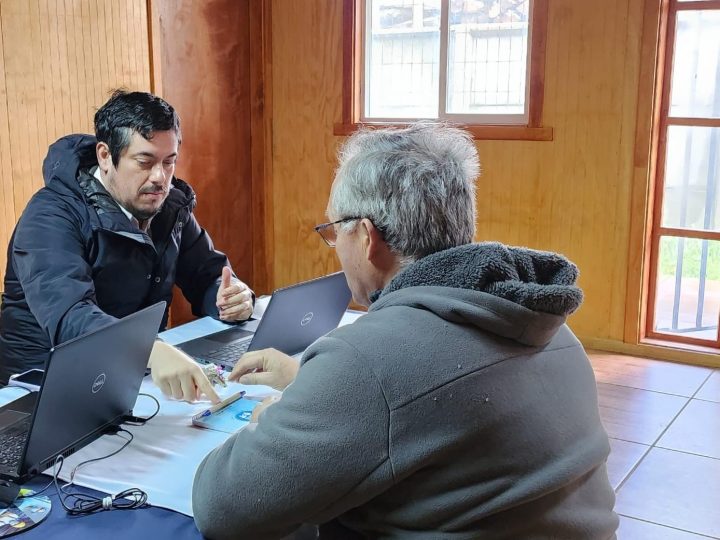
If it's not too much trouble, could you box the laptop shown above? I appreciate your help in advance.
[177,272,352,369]
[0,301,165,507]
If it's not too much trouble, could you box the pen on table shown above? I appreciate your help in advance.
[200,390,246,417]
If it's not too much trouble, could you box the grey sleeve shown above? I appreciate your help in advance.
[192,336,393,540]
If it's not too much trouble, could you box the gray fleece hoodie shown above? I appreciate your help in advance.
[192,242,618,539]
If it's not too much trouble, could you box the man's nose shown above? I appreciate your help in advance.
[149,163,168,184]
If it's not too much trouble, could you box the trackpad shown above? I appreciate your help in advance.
[206,328,254,344]
[0,410,30,431]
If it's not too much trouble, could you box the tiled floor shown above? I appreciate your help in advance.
[588,351,720,539]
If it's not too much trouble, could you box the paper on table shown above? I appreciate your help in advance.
[158,296,272,346]
[48,378,278,517]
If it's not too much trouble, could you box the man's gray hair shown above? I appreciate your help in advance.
[329,123,479,262]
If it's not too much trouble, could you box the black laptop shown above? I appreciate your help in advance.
[0,302,165,507]
[177,272,353,369]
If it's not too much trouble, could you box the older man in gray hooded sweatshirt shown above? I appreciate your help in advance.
[192,124,618,539]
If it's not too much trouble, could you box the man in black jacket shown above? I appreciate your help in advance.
[0,90,253,403]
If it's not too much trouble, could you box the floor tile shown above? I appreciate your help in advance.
[606,438,649,489]
[617,515,716,539]
[696,371,720,403]
[597,383,687,444]
[588,352,712,396]
[657,399,720,459]
[616,448,720,538]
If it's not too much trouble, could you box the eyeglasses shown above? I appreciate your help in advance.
[314,216,362,247]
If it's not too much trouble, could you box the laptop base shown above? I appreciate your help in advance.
[0,478,20,509]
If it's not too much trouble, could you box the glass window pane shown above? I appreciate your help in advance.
[365,0,441,119]
[447,0,529,116]
[669,10,720,118]
[653,236,720,341]
[661,126,720,232]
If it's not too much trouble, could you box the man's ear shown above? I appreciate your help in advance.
[361,219,394,268]
[96,142,112,174]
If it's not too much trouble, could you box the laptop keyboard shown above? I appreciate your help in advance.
[194,339,251,367]
[0,419,30,474]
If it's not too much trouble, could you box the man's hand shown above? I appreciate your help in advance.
[149,340,221,403]
[228,348,299,391]
[216,267,253,322]
[250,395,281,423]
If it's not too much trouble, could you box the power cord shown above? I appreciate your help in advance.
[51,429,149,515]
[123,393,161,426]
[20,393,160,499]
[42,393,161,515]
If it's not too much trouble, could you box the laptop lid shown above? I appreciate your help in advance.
[17,301,165,482]
[248,271,352,354]
[177,272,352,361]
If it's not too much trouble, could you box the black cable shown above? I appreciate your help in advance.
[17,393,157,503]
[123,393,160,426]
[51,428,149,515]
[67,429,134,484]
[26,476,55,497]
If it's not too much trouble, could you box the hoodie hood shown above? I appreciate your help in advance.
[369,242,584,346]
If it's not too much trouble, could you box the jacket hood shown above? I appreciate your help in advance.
[369,242,584,346]
[42,134,97,194]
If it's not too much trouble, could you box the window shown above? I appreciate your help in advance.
[646,0,720,348]
[336,0,552,140]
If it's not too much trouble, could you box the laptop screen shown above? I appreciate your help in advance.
[21,302,165,478]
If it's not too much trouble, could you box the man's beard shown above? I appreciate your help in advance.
[131,200,165,222]
[132,187,169,221]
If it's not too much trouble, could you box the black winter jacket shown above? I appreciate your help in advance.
[0,134,231,384]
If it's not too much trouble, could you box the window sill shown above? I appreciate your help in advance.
[334,122,554,141]
[579,335,720,369]
[642,336,719,355]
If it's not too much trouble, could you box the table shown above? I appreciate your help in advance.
[0,304,363,539]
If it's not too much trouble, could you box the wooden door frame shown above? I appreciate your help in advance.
[248,0,275,296]
[624,0,667,345]
[627,0,720,350]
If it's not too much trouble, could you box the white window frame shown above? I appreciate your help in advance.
[361,0,534,125]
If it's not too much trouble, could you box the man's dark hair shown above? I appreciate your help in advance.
[94,89,181,166]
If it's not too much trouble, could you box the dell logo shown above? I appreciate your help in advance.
[92,373,106,393]
[300,312,314,326]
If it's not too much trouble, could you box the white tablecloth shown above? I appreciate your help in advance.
[0,305,365,517]
[50,378,276,516]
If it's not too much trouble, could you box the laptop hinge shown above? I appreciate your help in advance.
[0,478,20,508]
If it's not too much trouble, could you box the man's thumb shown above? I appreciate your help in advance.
[238,372,266,386]
[221,266,233,290]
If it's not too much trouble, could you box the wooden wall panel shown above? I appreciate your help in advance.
[270,0,648,343]
[151,0,254,325]
[0,26,13,276]
[271,0,346,288]
[0,0,151,285]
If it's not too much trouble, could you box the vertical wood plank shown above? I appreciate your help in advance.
[0,1,16,277]
[0,0,152,291]
[249,0,274,295]
[272,0,346,288]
